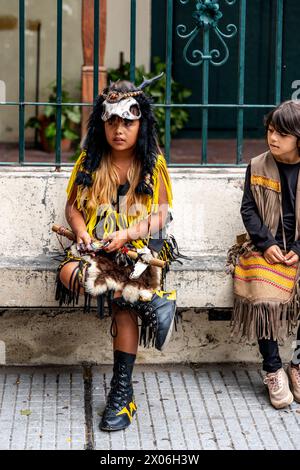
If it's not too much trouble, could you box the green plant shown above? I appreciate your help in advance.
[26,81,81,151]
[107,57,192,146]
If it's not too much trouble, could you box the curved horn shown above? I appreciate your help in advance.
[136,72,164,90]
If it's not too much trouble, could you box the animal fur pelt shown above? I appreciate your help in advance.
[70,244,161,303]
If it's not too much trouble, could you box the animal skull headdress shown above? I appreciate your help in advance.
[101,72,164,122]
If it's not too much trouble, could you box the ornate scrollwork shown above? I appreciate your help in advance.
[177,0,237,67]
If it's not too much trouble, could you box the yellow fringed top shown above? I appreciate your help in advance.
[66,150,173,245]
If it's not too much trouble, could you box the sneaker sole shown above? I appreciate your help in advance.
[157,314,175,352]
[100,423,130,432]
[271,390,294,409]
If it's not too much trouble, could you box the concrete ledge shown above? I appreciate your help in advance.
[0,255,233,308]
[0,167,246,309]
[0,307,296,366]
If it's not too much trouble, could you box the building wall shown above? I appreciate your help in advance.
[0,0,151,142]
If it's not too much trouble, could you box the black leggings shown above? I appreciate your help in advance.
[258,324,300,372]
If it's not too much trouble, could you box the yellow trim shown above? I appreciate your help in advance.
[66,150,86,200]
[250,174,281,193]
[116,401,137,422]
[65,153,173,240]
[149,154,173,212]
[154,289,177,300]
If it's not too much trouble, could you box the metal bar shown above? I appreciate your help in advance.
[0,102,279,109]
[168,163,247,168]
[0,161,247,168]
[165,0,173,164]
[2,102,96,107]
[34,22,41,148]
[55,0,63,167]
[274,0,283,104]
[236,0,247,164]
[93,0,100,101]
[201,26,210,164]
[154,103,276,109]
[19,0,25,164]
[0,163,76,167]
[130,0,137,82]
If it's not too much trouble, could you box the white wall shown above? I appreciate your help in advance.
[105,0,151,70]
[0,167,245,260]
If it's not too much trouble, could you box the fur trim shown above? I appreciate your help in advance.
[82,253,161,301]
[84,258,107,296]
[106,278,123,292]
[122,284,141,303]
[138,289,154,301]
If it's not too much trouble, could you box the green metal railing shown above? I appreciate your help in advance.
[0,0,284,167]
[172,0,283,166]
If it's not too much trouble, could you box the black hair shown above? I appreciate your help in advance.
[75,80,160,197]
[264,100,300,140]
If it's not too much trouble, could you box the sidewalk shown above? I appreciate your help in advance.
[0,363,299,451]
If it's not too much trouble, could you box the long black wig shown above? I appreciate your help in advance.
[75,74,164,197]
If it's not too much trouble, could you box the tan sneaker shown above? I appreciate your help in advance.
[263,368,294,409]
[287,364,300,403]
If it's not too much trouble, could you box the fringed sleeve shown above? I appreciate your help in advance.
[66,150,87,208]
[149,154,173,213]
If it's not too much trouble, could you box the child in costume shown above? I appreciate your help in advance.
[55,74,182,431]
[227,100,300,409]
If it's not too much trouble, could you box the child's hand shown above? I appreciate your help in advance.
[284,250,299,266]
[76,230,92,252]
[103,230,129,253]
[263,245,285,264]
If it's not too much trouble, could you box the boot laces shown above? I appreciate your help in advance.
[107,363,132,410]
[263,371,282,392]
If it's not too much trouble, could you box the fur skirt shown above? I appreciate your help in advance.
[55,243,162,316]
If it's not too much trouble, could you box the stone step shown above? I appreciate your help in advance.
[0,255,233,308]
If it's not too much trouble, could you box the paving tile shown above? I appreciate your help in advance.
[0,364,300,450]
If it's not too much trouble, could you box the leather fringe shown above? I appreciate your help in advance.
[55,263,110,319]
[231,289,300,342]
[113,297,179,349]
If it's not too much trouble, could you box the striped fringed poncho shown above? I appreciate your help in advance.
[228,150,300,342]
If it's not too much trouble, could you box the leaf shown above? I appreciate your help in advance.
[25,117,41,130]
[45,122,56,139]
[44,105,56,118]
[64,108,81,124]
[63,128,79,141]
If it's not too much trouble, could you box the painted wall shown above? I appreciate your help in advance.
[0,0,151,142]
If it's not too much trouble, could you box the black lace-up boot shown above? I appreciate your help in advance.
[100,350,137,432]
